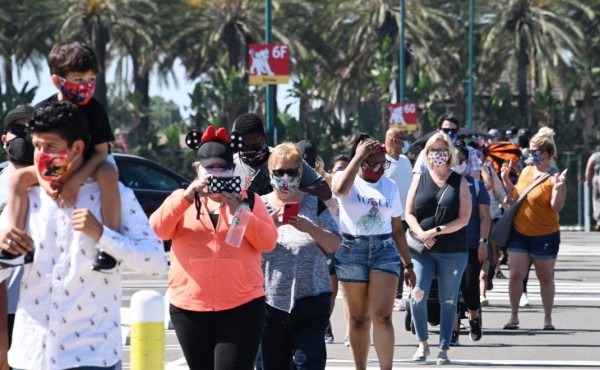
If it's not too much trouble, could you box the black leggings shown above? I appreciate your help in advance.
[460,248,482,312]
[170,297,265,370]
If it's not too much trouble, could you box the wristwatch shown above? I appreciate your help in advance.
[404,263,414,270]
[435,226,442,234]
[479,238,488,244]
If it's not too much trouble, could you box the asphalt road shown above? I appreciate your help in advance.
[120,231,600,369]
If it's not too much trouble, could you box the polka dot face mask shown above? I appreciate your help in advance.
[428,149,449,167]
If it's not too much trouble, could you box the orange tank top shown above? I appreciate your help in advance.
[512,166,559,236]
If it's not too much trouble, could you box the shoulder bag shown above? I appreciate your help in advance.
[489,170,555,247]
[406,182,451,255]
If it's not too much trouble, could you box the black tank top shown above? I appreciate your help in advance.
[414,170,466,253]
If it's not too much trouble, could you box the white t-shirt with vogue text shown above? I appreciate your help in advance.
[333,172,403,236]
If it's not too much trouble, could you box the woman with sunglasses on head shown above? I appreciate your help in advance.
[332,133,416,370]
[259,143,341,370]
[149,126,277,370]
[404,133,472,365]
[500,127,567,331]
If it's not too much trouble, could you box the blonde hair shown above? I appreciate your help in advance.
[314,155,325,176]
[530,127,557,158]
[268,142,303,169]
[423,133,458,168]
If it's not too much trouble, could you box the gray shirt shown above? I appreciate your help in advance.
[261,194,339,313]
[233,147,326,196]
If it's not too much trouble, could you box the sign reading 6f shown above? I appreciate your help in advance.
[248,44,290,85]
[389,102,418,131]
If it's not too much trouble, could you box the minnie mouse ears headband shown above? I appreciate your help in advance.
[185,126,245,153]
[185,126,236,168]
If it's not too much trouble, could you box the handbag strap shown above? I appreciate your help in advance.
[434,183,450,218]
[513,169,556,206]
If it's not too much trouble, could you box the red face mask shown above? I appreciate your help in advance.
[59,77,96,105]
[35,150,75,182]
[362,167,384,182]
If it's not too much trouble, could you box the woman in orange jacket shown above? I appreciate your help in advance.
[150,126,277,370]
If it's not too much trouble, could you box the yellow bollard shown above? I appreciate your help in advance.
[130,290,164,370]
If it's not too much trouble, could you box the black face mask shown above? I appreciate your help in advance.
[5,136,34,166]
[238,145,269,166]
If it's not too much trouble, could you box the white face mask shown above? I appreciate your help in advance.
[454,162,467,175]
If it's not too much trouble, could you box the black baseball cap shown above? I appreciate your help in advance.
[296,139,317,168]
[506,126,518,136]
[3,105,34,133]
[196,140,234,168]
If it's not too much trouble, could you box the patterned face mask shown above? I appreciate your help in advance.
[529,152,542,165]
[270,174,300,196]
[59,77,96,105]
[428,150,449,167]
[239,144,269,166]
[35,150,76,182]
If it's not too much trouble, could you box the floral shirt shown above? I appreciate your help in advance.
[0,179,167,370]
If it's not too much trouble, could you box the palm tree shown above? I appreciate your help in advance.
[481,0,590,125]
[0,0,57,103]
[318,0,455,131]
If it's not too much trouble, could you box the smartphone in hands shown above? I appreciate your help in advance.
[208,176,242,194]
[282,202,300,223]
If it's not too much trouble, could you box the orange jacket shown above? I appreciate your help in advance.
[150,190,277,312]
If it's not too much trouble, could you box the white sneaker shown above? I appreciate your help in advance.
[519,293,530,307]
[344,336,350,347]
[393,298,406,311]
[480,296,489,307]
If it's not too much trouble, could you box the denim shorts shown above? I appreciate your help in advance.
[334,233,400,283]
[507,228,560,260]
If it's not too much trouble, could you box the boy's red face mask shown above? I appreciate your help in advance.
[35,150,76,182]
[59,77,96,105]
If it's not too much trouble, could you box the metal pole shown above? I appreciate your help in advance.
[265,0,274,144]
[467,0,474,129]
[399,0,405,103]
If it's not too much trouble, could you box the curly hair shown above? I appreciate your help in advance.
[232,113,265,136]
[28,100,90,148]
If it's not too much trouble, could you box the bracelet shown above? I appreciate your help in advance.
[404,262,414,270]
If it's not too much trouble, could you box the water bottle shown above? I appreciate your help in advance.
[225,203,252,248]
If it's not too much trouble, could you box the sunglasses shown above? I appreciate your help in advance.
[272,168,300,177]
[429,149,449,154]
[441,128,458,135]
[362,160,391,172]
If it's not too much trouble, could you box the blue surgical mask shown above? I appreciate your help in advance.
[530,152,542,165]
[402,140,410,154]
[448,132,458,143]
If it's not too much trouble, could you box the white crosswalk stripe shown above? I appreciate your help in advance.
[120,238,600,369]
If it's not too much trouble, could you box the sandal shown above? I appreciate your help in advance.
[503,322,520,330]
[543,324,555,330]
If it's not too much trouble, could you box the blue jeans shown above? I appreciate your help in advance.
[261,293,330,370]
[409,251,467,350]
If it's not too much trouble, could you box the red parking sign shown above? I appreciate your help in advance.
[389,102,417,131]
[248,44,290,84]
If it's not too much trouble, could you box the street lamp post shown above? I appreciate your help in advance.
[265,0,275,144]
[399,0,406,103]
[467,0,474,129]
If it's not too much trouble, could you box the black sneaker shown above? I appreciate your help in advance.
[450,329,460,346]
[324,325,334,343]
[0,250,33,269]
[91,251,118,273]
[469,318,483,342]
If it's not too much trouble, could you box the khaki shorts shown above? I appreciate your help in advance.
[481,260,490,275]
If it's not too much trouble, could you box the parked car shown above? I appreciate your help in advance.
[112,154,190,217]
[1,153,190,249]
